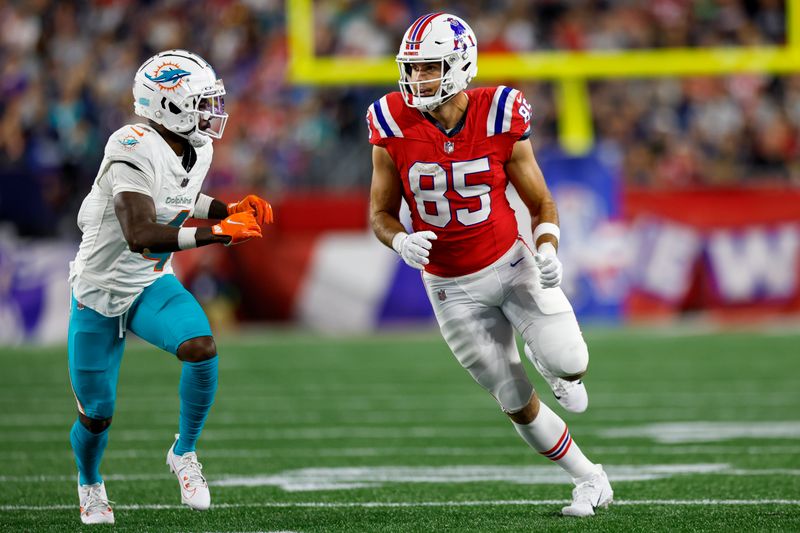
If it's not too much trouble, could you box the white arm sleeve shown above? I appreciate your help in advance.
[108,161,155,197]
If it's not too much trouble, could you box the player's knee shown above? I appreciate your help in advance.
[177,336,217,362]
[536,322,588,378]
[79,413,112,434]
[495,377,534,415]
[559,339,589,378]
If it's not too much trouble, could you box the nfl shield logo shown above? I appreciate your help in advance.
[444,141,454,154]
[438,289,447,301]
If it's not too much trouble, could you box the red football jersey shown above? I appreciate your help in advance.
[367,86,533,277]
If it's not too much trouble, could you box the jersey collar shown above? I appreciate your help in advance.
[422,101,469,138]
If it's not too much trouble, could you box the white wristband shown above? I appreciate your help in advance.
[193,194,214,219]
[391,232,408,254]
[533,222,560,247]
[177,227,198,250]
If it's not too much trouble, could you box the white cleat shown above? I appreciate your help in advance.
[562,465,613,517]
[78,481,115,525]
[166,434,211,511]
[525,345,588,413]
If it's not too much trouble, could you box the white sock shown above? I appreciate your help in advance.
[512,400,596,480]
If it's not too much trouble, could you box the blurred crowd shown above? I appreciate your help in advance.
[316,0,786,56]
[0,0,796,237]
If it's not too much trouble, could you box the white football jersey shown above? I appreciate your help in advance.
[69,123,212,317]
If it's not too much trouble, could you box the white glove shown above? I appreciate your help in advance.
[392,231,437,270]
[534,242,562,288]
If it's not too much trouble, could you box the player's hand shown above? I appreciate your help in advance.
[227,194,273,225]
[534,243,562,288]
[212,212,262,246]
[392,231,437,270]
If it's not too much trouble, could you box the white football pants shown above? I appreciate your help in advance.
[422,238,588,413]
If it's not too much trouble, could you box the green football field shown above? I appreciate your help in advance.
[1,328,799,532]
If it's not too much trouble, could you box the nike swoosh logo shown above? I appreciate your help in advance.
[227,220,244,226]
[510,257,525,267]
[130,127,145,137]
[594,492,604,509]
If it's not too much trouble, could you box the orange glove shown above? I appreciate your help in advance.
[212,212,262,246]
[227,194,273,225]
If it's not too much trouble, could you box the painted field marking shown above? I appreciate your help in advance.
[209,464,800,491]
[4,420,800,444]
[600,421,800,443]
[2,464,798,487]
[3,444,800,461]
[0,426,513,443]
[2,499,800,512]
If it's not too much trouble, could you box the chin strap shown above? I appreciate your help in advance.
[185,131,210,147]
[422,93,456,112]
[166,122,210,147]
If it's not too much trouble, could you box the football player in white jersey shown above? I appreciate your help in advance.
[68,50,272,525]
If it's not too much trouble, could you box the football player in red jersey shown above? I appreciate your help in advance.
[368,13,613,517]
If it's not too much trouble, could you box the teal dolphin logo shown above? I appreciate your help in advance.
[118,136,139,151]
[145,66,191,89]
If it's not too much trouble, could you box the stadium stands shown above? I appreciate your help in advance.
[0,1,795,238]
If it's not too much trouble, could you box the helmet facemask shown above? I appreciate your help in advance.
[397,54,463,112]
[159,81,227,147]
[190,80,227,142]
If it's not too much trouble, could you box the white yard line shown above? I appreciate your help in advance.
[1,499,799,512]
[1,400,797,427]
[5,420,800,444]
[2,464,798,484]
[0,427,517,443]
[0,473,173,482]
[3,444,800,461]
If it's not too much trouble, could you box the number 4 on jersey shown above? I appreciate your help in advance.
[408,157,491,228]
[142,210,190,271]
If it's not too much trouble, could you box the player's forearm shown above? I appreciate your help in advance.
[532,194,559,250]
[126,223,229,253]
[371,211,407,249]
[193,194,230,220]
[207,198,229,219]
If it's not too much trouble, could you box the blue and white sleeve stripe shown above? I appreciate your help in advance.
[370,96,403,138]
[486,86,520,136]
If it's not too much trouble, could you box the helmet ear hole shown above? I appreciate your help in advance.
[168,102,182,114]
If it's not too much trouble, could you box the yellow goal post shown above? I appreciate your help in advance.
[287,0,800,155]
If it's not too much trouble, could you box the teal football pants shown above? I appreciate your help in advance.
[68,274,213,419]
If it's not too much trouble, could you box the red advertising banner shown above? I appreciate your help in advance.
[624,188,800,320]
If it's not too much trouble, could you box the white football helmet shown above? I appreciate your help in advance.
[133,50,227,147]
[396,13,478,112]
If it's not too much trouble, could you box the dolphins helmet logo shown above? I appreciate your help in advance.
[447,18,474,51]
[145,62,191,92]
